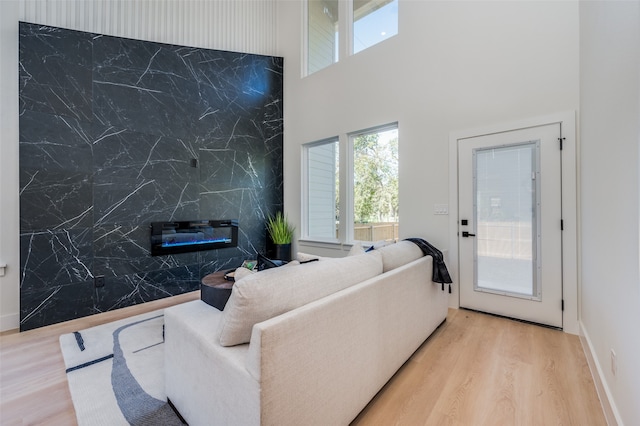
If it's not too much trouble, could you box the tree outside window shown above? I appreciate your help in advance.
[351,126,398,242]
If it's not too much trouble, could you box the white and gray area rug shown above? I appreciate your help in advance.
[59,310,184,426]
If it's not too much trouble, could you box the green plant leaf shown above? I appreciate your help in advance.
[266,211,295,244]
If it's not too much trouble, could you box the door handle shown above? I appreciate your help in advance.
[462,231,476,237]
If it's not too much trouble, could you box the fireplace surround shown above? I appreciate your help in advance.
[18,22,283,330]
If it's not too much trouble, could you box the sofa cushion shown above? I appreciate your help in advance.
[296,252,326,262]
[218,250,383,346]
[365,239,395,252]
[376,240,424,272]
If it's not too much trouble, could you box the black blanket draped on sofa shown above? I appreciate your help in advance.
[405,238,453,293]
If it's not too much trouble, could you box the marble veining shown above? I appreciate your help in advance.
[19,22,283,330]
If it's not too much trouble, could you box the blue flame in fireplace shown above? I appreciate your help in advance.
[161,238,232,248]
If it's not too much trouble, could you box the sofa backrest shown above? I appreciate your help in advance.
[217,250,383,346]
[375,240,424,272]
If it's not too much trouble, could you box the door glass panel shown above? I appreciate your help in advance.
[473,142,540,299]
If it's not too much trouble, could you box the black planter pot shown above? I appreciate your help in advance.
[274,243,292,261]
[269,243,292,261]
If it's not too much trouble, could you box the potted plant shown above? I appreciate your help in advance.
[266,211,295,261]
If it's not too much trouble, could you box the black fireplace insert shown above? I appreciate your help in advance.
[150,220,239,256]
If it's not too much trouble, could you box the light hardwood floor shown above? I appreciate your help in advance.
[353,309,607,425]
[0,294,606,425]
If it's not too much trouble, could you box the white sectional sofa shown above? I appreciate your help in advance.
[164,241,449,425]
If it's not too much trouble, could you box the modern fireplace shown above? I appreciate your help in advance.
[150,220,239,256]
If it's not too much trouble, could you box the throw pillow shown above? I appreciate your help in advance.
[348,241,365,256]
[218,250,383,346]
[233,266,256,282]
[257,253,288,271]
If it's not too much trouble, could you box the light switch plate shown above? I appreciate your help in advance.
[434,204,449,215]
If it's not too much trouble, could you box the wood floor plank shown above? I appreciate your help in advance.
[1,298,606,426]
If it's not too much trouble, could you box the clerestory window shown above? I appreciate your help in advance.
[306,0,398,76]
[307,0,339,75]
[353,0,399,54]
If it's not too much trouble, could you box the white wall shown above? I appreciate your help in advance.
[579,2,640,425]
[16,0,278,55]
[278,1,579,304]
[0,0,279,332]
[0,1,21,332]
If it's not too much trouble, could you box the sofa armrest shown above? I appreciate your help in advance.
[164,300,260,426]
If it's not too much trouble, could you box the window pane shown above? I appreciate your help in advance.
[307,140,339,239]
[308,0,339,75]
[352,126,398,242]
[353,0,398,54]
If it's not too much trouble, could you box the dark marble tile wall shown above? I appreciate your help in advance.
[18,22,283,330]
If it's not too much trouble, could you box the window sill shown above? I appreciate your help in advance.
[297,239,357,256]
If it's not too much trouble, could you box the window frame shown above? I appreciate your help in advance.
[348,122,399,243]
[304,0,398,77]
[302,137,341,243]
[304,0,340,76]
[302,122,399,246]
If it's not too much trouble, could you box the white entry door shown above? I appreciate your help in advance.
[458,124,563,328]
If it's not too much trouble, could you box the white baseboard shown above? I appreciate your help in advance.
[579,321,623,426]
[0,312,19,333]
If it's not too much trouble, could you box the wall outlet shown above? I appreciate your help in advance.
[610,349,617,377]
[94,275,105,288]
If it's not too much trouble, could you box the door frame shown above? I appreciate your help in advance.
[448,111,578,334]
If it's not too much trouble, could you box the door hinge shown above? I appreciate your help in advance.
[561,219,564,231]
[559,137,565,150]
[561,299,565,311]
